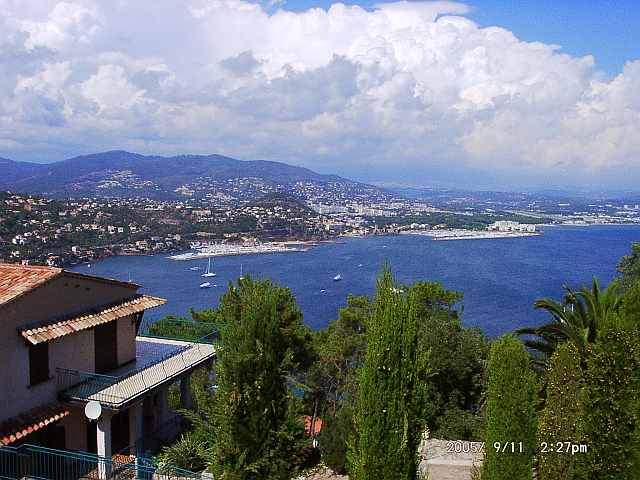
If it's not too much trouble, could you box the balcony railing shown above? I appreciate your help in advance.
[0,443,203,479]
[138,317,221,343]
[57,333,216,408]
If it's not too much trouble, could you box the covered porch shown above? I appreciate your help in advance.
[56,335,216,477]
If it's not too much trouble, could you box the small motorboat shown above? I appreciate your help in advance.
[333,274,342,282]
[200,282,212,289]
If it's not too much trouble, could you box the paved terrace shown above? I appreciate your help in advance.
[59,337,216,409]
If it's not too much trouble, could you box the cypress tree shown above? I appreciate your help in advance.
[578,328,640,479]
[348,265,431,480]
[211,277,313,480]
[538,342,584,480]
[483,334,538,480]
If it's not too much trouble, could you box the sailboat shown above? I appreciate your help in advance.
[333,274,342,282]
[200,282,212,289]
[201,257,216,277]
[239,263,244,280]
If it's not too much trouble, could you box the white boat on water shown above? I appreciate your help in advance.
[333,274,342,281]
[239,263,244,280]
[200,282,212,289]
[201,257,216,277]
[189,266,200,271]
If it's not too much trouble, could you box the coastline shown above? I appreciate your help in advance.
[540,222,640,227]
[400,229,541,241]
[168,241,318,261]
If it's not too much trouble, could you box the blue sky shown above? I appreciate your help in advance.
[2,0,639,191]
[283,0,640,76]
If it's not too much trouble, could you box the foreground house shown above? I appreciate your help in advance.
[0,263,215,478]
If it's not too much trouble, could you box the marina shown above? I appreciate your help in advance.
[168,241,312,260]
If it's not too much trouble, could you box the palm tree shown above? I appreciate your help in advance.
[516,277,622,366]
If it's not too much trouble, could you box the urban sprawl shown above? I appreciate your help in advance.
[2,177,639,267]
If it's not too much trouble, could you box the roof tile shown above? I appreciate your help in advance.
[21,295,166,345]
[0,403,70,446]
[0,264,61,306]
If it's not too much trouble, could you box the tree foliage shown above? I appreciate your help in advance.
[619,280,640,329]
[210,276,313,479]
[320,402,355,474]
[578,328,640,480]
[410,281,488,439]
[306,295,369,418]
[516,278,622,366]
[483,334,538,480]
[307,295,370,473]
[537,342,584,480]
[147,308,222,342]
[348,266,432,480]
[617,242,640,290]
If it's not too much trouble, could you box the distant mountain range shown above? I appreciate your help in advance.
[0,151,371,200]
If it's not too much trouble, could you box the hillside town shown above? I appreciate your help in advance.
[2,180,639,267]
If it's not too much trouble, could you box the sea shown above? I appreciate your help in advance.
[72,225,640,337]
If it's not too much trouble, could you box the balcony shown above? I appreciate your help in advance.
[57,334,216,409]
[0,443,202,479]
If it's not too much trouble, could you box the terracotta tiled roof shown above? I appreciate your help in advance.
[303,415,323,436]
[0,263,140,309]
[0,263,62,306]
[0,403,70,446]
[21,295,167,345]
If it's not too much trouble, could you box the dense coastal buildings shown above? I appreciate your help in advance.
[0,263,213,478]
[487,221,537,233]
[2,181,639,267]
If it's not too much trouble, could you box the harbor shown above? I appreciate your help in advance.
[400,229,541,241]
[74,225,638,334]
[168,241,314,260]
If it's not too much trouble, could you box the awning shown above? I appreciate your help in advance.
[21,295,166,345]
[0,403,70,446]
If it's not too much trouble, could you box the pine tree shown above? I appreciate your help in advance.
[578,328,640,479]
[211,277,313,480]
[537,342,584,480]
[348,265,431,480]
[483,334,538,480]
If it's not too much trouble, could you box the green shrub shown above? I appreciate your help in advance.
[578,328,640,479]
[482,334,538,480]
[619,280,640,328]
[320,403,354,474]
[537,342,584,480]
[156,432,208,472]
[433,403,484,441]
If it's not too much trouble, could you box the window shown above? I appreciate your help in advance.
[29,343,49,386]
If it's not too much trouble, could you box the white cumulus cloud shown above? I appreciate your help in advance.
[0,0,638,189]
